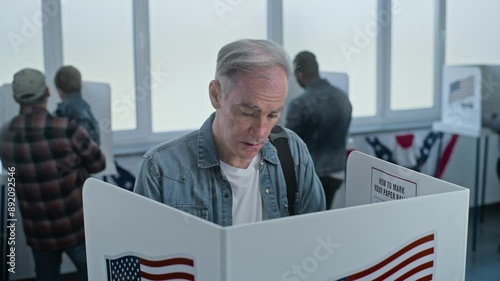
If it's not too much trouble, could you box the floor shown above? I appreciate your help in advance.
[465,204,500,280]
[17,204,500,281]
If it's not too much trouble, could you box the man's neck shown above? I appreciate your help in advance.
[302,76,320,88]
[20,104,46,113]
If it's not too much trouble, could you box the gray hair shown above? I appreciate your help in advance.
[215,39,294,86]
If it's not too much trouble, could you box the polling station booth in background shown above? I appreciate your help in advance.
[83,151,469,281]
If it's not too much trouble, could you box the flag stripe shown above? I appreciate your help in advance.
[394,261,434,281]
[373,248,434,281]
[348,234,434,280]
[141,264,195,275]
[356,242,434,281]
[140,257,194,267]
[436,134,459,179]
[416,274,433,281]
[140,271,195,281]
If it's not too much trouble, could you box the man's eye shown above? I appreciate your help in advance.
[242,111,255,117]
[269,114,279,119]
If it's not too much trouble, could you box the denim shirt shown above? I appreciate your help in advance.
[133,113,326,226]
[56,92,101,145]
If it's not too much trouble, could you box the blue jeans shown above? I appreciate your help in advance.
[31,243,88,281]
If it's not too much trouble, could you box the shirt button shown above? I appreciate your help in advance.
[265,189,270,194]
[224,193,230,198]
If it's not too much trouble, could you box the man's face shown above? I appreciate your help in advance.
[210,66,288,168]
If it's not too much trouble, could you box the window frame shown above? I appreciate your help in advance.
[39,0,445,153]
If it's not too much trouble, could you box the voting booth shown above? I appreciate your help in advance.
[432,65,497,252]
[432,65,498,139]
[0,81,116,280]
[83,151,469,281]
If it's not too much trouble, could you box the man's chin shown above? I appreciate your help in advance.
[240,148,261,160]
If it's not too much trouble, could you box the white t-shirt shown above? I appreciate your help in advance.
[220,155,266,225]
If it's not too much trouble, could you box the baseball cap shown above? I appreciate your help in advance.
[12,68,47,103]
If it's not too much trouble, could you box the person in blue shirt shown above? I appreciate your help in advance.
[133,39,326,226]
[54,65,101,145]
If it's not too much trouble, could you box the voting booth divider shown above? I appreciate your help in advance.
[83,151,469,281]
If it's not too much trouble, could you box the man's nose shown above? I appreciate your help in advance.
[250,117,270,140]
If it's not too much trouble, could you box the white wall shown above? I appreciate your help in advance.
[446,0,500,65]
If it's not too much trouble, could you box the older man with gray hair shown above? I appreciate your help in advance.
[134,39,325,226]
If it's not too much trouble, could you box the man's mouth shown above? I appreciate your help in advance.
[243,142,263,148]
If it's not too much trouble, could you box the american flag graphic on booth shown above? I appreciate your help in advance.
[106,253,196,281]
[449,75,475,103]
[334,232,435,281]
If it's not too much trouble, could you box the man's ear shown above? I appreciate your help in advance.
[209,80,222,109]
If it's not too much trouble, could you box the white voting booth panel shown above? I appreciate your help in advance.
[84,151,468,281]
[432,66,482,137]
[0,81,116,280]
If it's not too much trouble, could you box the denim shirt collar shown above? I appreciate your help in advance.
[197,113,280,169]
[197,113,219,168]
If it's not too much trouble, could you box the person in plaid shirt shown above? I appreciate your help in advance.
[0,68,105,281]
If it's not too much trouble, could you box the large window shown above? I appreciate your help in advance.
[149,0,267,132]
[21,0,444,150]
[284,0,441,126]
[446,0,500,65]
[61,0,135,131]
[390,0,436,110]
[0,0,44,85]
[283,0,378,117]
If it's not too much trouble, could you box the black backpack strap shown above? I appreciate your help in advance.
[269,125,297,216]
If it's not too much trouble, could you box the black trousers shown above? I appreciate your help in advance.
[319,176,343,209]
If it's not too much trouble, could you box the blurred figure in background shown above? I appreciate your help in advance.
[286,51,352,209]
[483,111,500,184]
[55,65,101,145]
[0,68,105,281]
[482,111,500,252]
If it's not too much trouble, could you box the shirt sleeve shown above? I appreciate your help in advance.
[69,122,106,174]
[58,102,101,145]
[133,154,163,202]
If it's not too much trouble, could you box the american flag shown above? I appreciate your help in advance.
[106,253,196,281]
[334,233,435,281]
[449,75,474,103]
